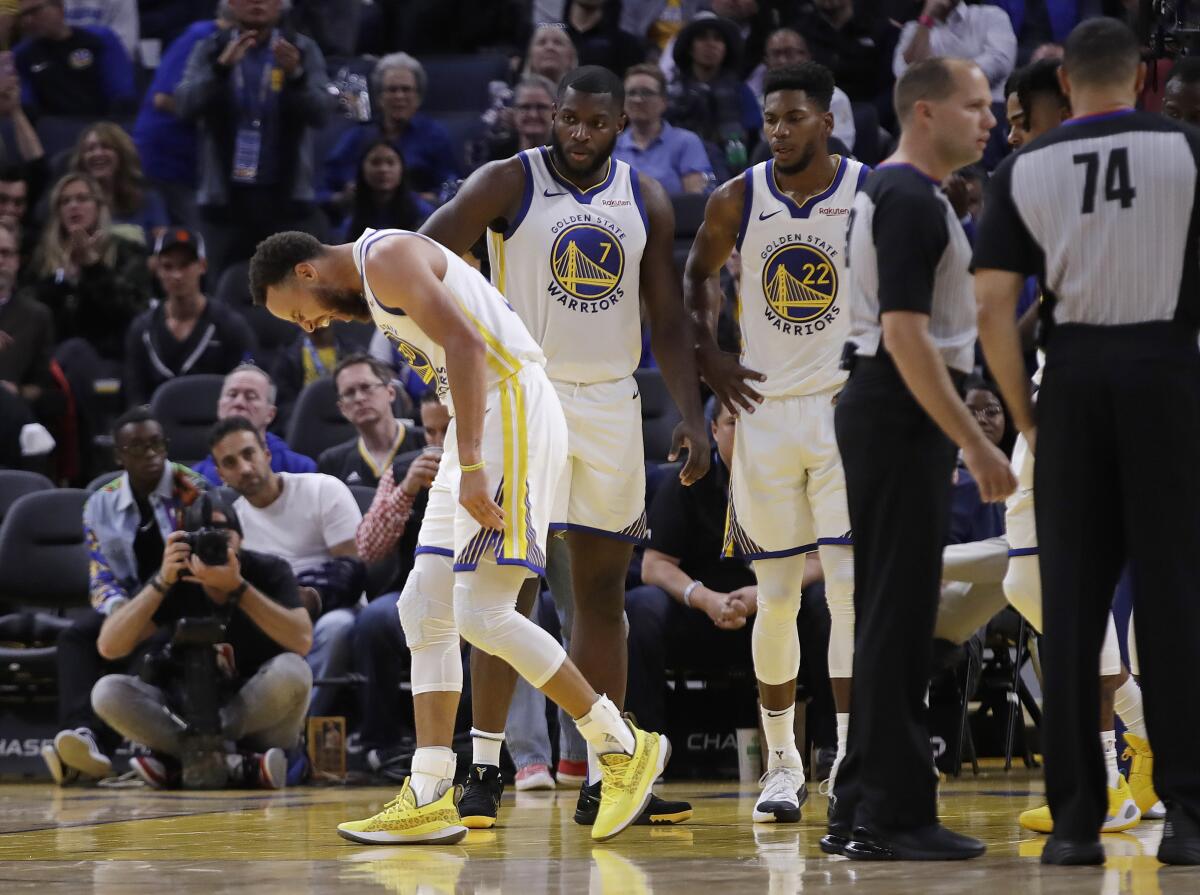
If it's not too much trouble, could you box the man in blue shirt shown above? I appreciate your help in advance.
[615,63,712,195]
[192,364,317,486]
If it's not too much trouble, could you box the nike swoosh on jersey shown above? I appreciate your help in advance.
[543,188,568,197]
[758,209,783,221]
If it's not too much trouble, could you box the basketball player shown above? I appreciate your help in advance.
[995,58,1161,834]
[681,62,862,823]
[248,229,671,844]
[418,65,708,828]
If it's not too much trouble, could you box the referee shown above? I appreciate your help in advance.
[823,57,1015,862]
[976,19,1200,867]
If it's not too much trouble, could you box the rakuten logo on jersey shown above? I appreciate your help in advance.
[818,207,849,216]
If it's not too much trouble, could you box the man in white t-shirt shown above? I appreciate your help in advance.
[208,415,363,716]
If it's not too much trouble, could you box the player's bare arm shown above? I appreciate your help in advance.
[683,176,766,415]
[976,268,1037,450]
[364,235,504,530]
[639,173,710,485]
[420,157,527,256]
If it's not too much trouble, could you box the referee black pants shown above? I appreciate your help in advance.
[1036,324,1200,841]
[832,357,958,832]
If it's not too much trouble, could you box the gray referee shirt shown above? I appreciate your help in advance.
[974,109,1200,327]
[845,164,978,374]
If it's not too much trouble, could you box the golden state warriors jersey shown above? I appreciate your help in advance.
[737,156,868,397]
[487,147,647,384]
[353,228,546,413]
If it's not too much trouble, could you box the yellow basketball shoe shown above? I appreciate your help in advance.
[1018,775,1141,834]
[1122,734,1165,819]
[337,779,468,845]
[591,722,671,842]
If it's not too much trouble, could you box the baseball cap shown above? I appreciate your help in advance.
[154,227,206,260]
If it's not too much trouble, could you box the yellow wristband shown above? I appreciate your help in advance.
[460,460,486,473]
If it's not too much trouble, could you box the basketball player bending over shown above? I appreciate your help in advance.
[249,228,670,844]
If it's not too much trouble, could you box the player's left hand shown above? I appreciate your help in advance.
[669,420,711,485]
[460,467,505,530]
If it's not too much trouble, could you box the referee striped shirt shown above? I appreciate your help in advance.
[973,109,1200,327]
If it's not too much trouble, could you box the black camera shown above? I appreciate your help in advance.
[184,527,230,566]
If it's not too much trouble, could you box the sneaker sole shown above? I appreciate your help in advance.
[515,777,556,792]
[41,746,74,786]
[592,735,671,843]
[753,782,808,823]
[460,815,496,829]
[55,733,111,779]
[557,773,587,787]
[260,750,287,790]
[336,824,469,845]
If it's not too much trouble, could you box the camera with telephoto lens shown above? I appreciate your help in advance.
[184,527,229,566]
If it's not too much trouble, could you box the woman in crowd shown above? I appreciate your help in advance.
[340,140,432,242]
[69,123,169,246]
[522,24,578,85]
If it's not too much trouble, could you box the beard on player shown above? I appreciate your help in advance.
[550,127,618,179]
[772,136,820,177]
[315,284,372,322]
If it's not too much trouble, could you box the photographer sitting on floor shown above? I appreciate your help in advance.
[91,492,313,790]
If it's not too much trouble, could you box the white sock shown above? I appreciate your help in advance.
[830,712,850,783]
[471,728,504,767]
[586,743,601,786]
[761,704,804,773]
[1113,678,1149,741]
[1101,730,1120,791]
[575,694,635,759]
[410,746,457,806]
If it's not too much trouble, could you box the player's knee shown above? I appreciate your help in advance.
[398,571,456,651]
[1002,556,1043,631]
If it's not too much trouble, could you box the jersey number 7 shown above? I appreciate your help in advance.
[1073,148,1136,214]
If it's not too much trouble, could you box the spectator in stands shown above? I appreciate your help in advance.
[666,14,763,173]
[123,229,256,407]
[1164,57,1200,127]
[338,140,432,242]
[208,415,362,718]
[175,0,332,279]
[192,364,316,485]
[893,0,1016,103]
[0,69,49,259]
[0,384,55,470]
[133,9,230,230]
[92,491,312,790]
[324,53,459,207]
[32,172,151,363]
[615,0,701,54]
[318,354,423,487]
[41,407,206,784]
[14,0,134,115]
[0,223,61,424]
[615,63,712,195]
[746,29,856,154]
[625,400,825,736]
[477,74,556,165]
[69,123,169,247]
[522,22,579,86]
[350,392,447,772]
[64,0,138,58]
[563,0,644,76]
[271,323,370,429]
[791,0,889,104]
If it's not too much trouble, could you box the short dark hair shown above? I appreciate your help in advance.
[1168,56,1200,87]
[248,231,325,307]
[957,163,986,184]
[208,415,264,451]
[1004,66,1025,100]
[624,63,666,94]
[0,164,28,185]
[1062,18,1139,88]
[333,352,394,389]
[763,62,836,112]
[894,57,959,124]
[1018,58,1068,120]
[558,65,625,107]
[419,390,442,407]
[113,406,157,439]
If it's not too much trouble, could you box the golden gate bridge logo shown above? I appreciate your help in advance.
[761,243,837,323]
[551,223,624,301]
[395,339,436,385]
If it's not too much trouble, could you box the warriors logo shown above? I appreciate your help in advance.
[550,223,624,302]
[761,243,838,324]
[395,340,435,385]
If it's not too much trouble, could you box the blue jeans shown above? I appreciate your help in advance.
[307,607,357,717]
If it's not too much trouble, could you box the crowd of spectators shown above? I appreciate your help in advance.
[0,0,1164,788]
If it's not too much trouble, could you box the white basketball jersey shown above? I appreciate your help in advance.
[353,228,545,413]
[737,156,867,397]
[488,147,647,384]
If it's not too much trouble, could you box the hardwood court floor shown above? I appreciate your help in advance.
[1,766,1197,893]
